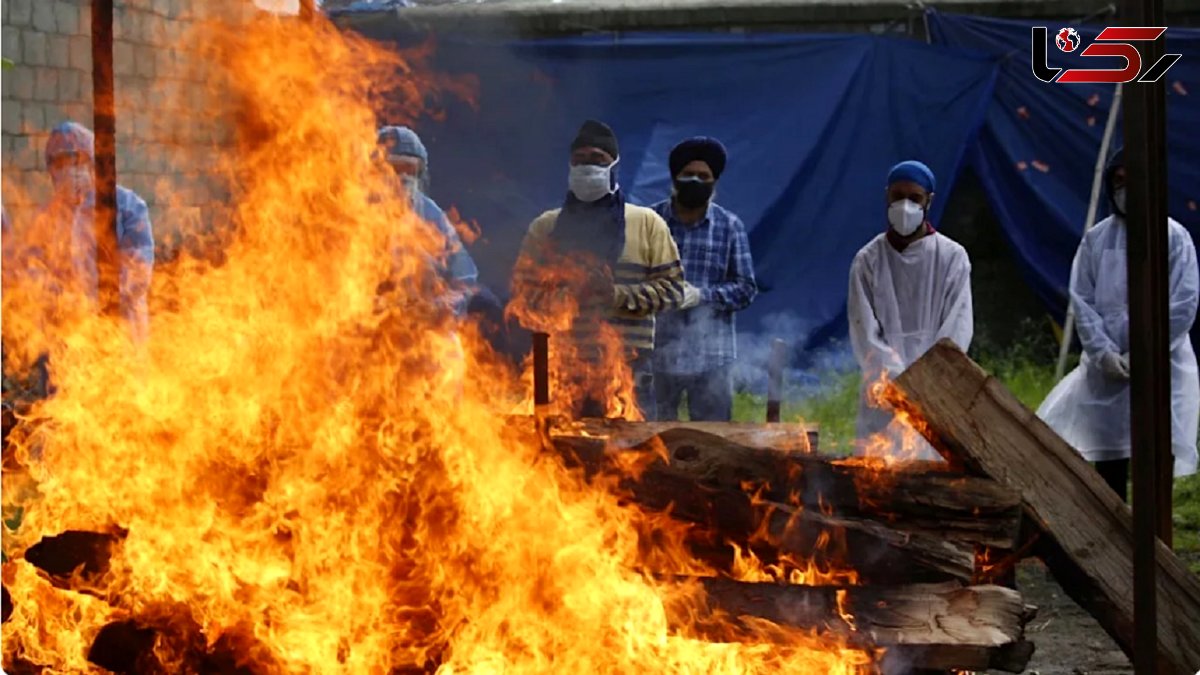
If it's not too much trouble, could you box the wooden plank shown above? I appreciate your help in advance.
[680,578,1035,673]
[893,339,1200,675]
[549,417,819,453]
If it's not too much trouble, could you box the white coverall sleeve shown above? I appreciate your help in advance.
[935,251,973,352]
[1069,232,1119,358]
[1168,225,1200,347]
[117,190,154,345]
[848,253,903,376]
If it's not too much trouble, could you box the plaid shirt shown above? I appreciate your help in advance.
[651,199,757,375]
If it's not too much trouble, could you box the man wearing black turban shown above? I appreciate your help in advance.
[651,136,758,422]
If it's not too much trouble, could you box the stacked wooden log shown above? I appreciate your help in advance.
[4,411,1041,674]
[540,421,1038,672]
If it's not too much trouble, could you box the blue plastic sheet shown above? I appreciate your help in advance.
[326,0,413,15]
[928,11,1200,322]
[408,32,999,354]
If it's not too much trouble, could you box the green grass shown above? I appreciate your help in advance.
[1173,474,1200,573]
[979,354,1062,412]
[731,371,860,454]
[730,347,1200,573]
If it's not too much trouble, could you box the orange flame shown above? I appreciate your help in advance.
[852,371,944,467]
[2,7,871,673]
[507,254,643,421]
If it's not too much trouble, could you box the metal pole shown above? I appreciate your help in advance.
[766,339,786,423]
[91,0,119,318]
[1056,83,1124,381]
[1122,0,1170,670]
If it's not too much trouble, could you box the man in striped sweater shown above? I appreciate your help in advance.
[511,120,698,418]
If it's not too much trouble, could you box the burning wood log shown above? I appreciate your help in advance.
[893,339,1200,674]
[684,578,1036,673]
[79,610,282,675]
[538,416,820,453]
[24,529,124,580]
[554,435,975,583]
[88,620,158,674]
[553,428,1022,549]
[1,585,11,624]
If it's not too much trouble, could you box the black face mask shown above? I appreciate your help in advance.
[674,178,714,210]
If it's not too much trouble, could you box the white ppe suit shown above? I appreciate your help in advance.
[1037,216,1199,477]
[848,232,973,461]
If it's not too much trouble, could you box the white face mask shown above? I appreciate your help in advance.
[568,160,617,203]
[50,164,94,204]
[1113,187,1126,214]
[401,175,421,199]
[887,198,925,236]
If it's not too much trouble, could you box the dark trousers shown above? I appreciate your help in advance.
[654,366,733,422]
[578,352,656,419]
[1096,458,1129,502]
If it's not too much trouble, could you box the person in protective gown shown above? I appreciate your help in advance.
[848,160,973,461]
[1037,148,1199,500]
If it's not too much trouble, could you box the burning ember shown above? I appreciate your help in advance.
[2,9,875,673]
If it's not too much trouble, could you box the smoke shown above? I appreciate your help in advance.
[731,312,857,401]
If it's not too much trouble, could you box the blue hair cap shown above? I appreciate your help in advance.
[887,160,935,193]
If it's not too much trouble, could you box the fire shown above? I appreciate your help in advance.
[507,252,643,421]
[732,498,860,587]
[854,371,944,466]
[731,545,860,587]
[1,6,870,674]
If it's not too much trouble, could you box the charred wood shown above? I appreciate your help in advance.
[554,435,974,583]
[549,426,1021,550]
[24,529,125,580]
[88,620,159,674]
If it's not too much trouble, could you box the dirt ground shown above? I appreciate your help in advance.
[1005,559,1131,675]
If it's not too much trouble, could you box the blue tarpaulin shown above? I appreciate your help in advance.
[927,11,1200,322]
[410,32,999,357]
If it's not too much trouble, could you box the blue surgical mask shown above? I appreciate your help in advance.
[568,161,617,202]
[1113,187,1127,215]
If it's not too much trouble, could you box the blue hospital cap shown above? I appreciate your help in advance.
[377,125,428,166]
[887,160,935,193]
[45,121,95,164]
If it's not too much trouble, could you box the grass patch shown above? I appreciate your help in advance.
[732,371,859,455]
[979,355,1061,412]
[1173,474,1200,574]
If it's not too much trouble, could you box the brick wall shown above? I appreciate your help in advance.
[2,0,235,259]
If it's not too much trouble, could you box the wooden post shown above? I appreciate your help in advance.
[91,0,120,318]
[1121,0,1171,671]
[532,332,550,408]
[766,339,786,423]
